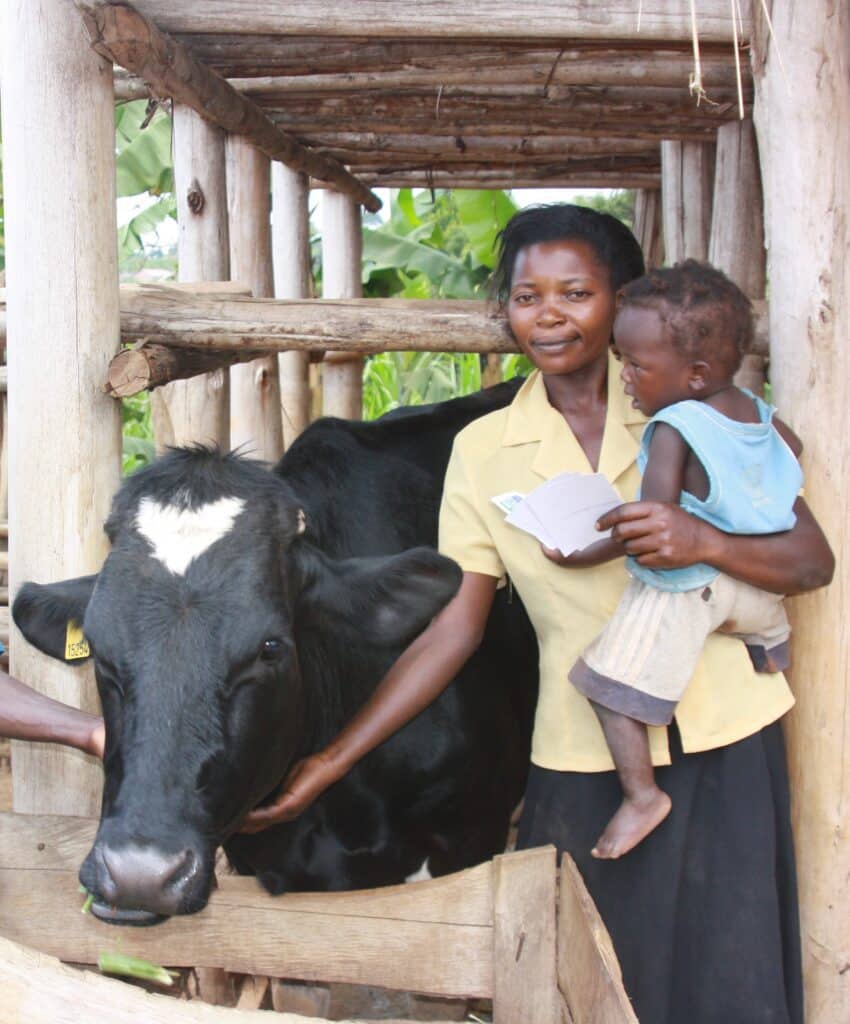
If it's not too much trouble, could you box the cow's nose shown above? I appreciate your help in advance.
[97,843,199,917]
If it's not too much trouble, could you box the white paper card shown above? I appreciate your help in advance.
[502,472,622,555]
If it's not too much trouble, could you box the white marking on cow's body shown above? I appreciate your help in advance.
[136,495,246,575]
[404,858,432,883]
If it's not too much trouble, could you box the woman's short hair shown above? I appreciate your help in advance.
[618,260,753,374]
[491,203,646,305]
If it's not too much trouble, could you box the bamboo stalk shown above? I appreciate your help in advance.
[78,2,381,213]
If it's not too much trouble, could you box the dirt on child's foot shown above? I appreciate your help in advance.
[591,789,672,860]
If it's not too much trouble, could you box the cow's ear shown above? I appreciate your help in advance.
[298,547,462,649]
[12,575,99,663]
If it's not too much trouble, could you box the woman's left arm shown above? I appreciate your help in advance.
[598,497,834,596]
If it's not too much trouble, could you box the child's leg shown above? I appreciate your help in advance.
[715,577,791,673]
[589,701,671,859]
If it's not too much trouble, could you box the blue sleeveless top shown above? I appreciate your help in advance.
[628,391,803,593]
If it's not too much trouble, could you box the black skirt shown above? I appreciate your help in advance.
[517,722,803,1024]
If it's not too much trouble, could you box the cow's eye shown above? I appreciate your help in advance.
[260,638,286,662]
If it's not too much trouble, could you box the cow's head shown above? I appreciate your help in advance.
[12,448,461,924]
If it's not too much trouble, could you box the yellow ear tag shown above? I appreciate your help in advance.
[64,620,91,661]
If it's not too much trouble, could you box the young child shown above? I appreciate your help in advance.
[567,260,805,860]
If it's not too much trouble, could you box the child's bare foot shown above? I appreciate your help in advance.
[591,788,672,859]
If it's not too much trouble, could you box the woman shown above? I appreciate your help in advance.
[4,205,832,1021]
[244,206,832,1022]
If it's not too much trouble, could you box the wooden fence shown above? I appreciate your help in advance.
[0,813,636,1023]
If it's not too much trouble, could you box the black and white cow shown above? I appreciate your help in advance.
[13,380,538,925]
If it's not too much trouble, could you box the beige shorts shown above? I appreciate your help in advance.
[569,574,790,726]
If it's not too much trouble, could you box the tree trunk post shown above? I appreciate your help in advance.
[226,136,283,462]
[752,4,850,1020]
[632,188,664,268]
[708,118,767,394]
[321,192,363,420]
[660,140,715,263]
[151,106,230,450]
[2,0,122,814]
[272,165,312,448]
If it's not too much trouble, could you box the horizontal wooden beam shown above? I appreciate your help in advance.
[129,2,751,43]
[0,812,494,998]
[79,2,381,212]
[115,49,751,96]
[350,171,663,190]
[155,35,745,81]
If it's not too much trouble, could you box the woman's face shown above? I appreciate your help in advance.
[506,239,617,378]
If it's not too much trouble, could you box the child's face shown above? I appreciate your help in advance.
[613,306,694,416]
[507,240,616,378]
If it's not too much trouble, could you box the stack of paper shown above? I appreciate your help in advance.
[492,473,622,555]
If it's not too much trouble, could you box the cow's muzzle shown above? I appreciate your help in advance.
[81,839,211,925]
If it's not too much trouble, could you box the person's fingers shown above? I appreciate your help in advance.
[541,544,568,564]
[238,795,300,833]
[596,502,653,531]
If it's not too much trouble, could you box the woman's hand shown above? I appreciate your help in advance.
[238,751,342,834]
[541,535,624,568]
[596,501,711,569]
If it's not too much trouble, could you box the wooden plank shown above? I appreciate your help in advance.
[557,856,638,1024]
[152,36,740,81]
[321,192,363,420]
[492,846,558,1024]
[80,3,380,213]
[272,166,312,448]
[0,868,492,998]
[129,2,751,43]
[661,138,716,262]
[752,2,850,1021]
[0,813,494,925]
[3,0,121,818]
[0,934,455,1024]
[225,135,283,462]
[150,105,231,451]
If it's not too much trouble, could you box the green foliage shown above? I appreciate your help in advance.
[363,351,483,418]
[570,189,635,229]
[121,391,155,476]
[115,102,177,271]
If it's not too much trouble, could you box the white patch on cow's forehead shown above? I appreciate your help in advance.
[135,495,246,575]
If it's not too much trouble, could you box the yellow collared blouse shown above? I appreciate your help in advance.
[439,354,794,772]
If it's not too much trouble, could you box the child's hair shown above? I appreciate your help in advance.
[491,204,645,306]
[618,260,753,374]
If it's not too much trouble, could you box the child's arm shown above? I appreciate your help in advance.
[638,422,690,502]
[772,416,803,458]
[542,423,690,568]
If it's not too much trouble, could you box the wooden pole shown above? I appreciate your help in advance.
[708,118,766,394]
[150,105,230,450]
[272,166,312,449]
[752,3,850,1021]
[226,136,283,462]
[321,193,363,421]
[117,2,752,43]
[632,188,664,268]
[2,0,122,815]
[660,139,716,263]
[80,2,381,214]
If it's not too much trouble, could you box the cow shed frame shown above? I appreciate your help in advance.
[0,2,847,1021]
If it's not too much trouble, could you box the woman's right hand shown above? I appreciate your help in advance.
[238,751,342,834]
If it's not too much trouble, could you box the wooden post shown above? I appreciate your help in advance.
[632,188,664,268]
[660,140,715,263]
[708,118,766,394]
[1,0,122,815]
[150,106,230,450]
[321,192,363,420]
[226,136,283,462]
[752,4,850,1021]
[272,165,312,448]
